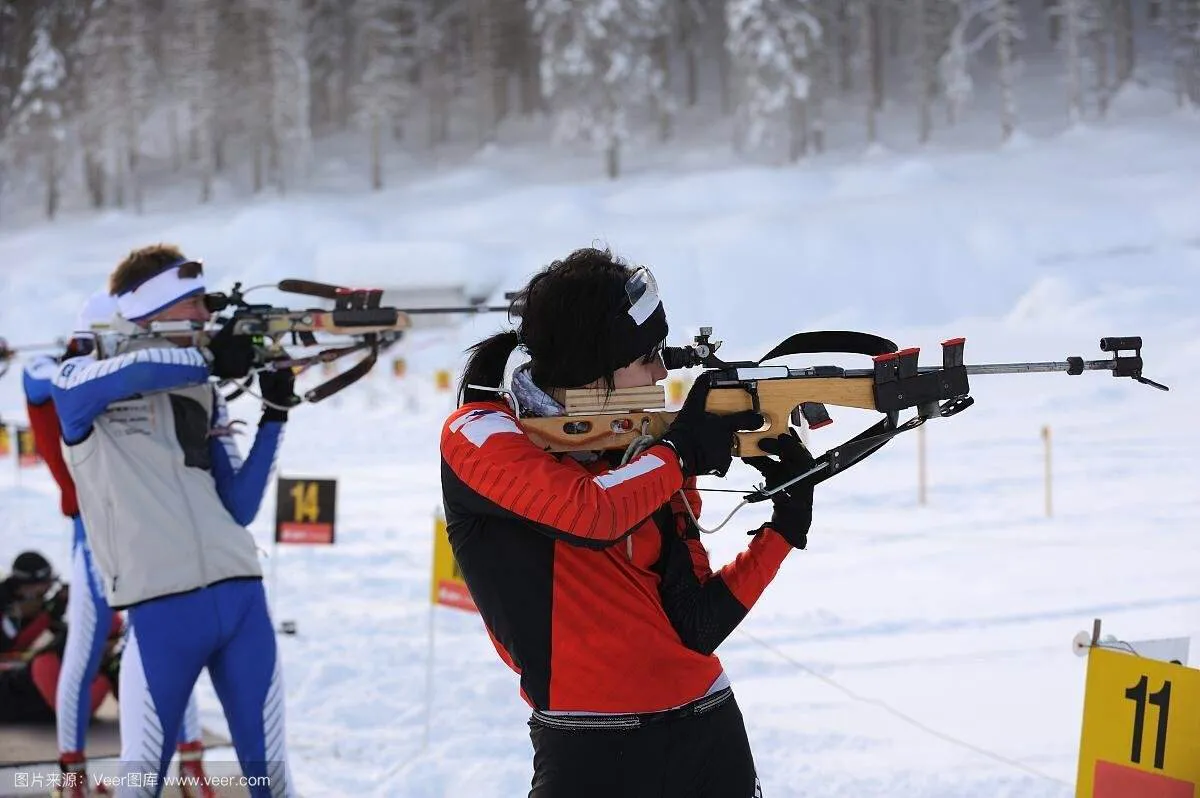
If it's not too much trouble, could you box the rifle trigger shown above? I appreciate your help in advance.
[741,381,761,414]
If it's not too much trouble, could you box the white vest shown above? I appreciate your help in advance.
[65,339,262,609]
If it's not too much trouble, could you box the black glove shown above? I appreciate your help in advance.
[257,366,298,423]
[660,373,763,478]
[205,320,257,379]
[743,432,817,549]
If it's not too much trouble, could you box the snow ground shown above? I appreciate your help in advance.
[0,107,1198,797]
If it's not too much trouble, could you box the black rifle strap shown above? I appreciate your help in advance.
[758,331,898,363]
[304,344,379,403]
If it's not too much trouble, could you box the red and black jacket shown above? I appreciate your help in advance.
[440,401,795,714]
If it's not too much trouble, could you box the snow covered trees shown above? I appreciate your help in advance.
[976,0,1023,141]
[530,0,669,178]
[14,21,68,217]
[726,0,821,160]
[3,0,1200,213]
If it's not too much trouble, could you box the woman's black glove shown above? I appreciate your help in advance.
[258,366,298,423]
[206,321,257,379]
[743,432,817,549]
[659,372,763,478]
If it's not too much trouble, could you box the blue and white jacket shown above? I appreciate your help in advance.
[51,335,283,609]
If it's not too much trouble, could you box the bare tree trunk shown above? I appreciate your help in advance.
[45,145,59,220]
[717,7,733,114]
[996,1,1018,141]
[84,149,105,209]
[472,0,495,146]
[495,70,510,123]
[371,114,383,190]
[684,11,700,108]
[839,1,854,91]
[888,0,902,57]
[1169,0,1187,106]
[788,96,809,161]
[1093,18,1111,117]
[253,141,264,193]
[128,144,142,213]
[112,147,126,208]
[337,18,355,130]
[271,129,285,194]
[427,48,450,146]
[189,114,200,162]
[656,35,672,142]
[169,108,182,171]
[914,0,932,143]
[1046,0,1062,43]
[1113,0,1135,85]
[863,0,879,143]
[1186,0,1200,105]
[812,3,831,153]
[869,0,885,110]
[198,124,213,203]
[1063,0,1084,123]
[213,124,226,174]
[518,13,542,115]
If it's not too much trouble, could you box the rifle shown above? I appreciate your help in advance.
[1,278,508,404]
[516,328,1168,499]
[0,336,67,380]
[193,278,507,404]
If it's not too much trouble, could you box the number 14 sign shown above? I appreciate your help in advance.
[1076,646,1199,797]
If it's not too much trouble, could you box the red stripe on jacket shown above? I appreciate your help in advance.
[26,399,79,518]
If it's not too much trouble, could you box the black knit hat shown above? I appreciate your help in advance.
[517,248,669,389]
[10,551,53,584]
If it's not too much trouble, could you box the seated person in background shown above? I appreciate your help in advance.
[1,551,66,659]
[0,551,122,724]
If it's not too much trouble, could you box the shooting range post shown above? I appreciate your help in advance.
[272,476,338,634]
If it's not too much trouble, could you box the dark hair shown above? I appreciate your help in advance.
[458,330,523,405]
[458,247,665,407]
[109,244,201,296]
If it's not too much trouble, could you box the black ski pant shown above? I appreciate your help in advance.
[528,689,761,798]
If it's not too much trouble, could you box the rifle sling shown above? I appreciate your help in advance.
[304,344,379,403]
[748,412,921,500]
[758,331,898,363]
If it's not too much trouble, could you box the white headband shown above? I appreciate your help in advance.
[75,290,118,333]
[115,261,206,322]
[625,266,661,326]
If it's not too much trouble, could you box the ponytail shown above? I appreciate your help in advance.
[458,330,521,406]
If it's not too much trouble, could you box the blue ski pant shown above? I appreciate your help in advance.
[117,578,293,798]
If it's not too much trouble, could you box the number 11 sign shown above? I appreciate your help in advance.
[1076,646,1199,797]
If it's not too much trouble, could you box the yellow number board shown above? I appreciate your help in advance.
[274,477,337,545]
[431,510,476,613]
[1077,646,1199,798]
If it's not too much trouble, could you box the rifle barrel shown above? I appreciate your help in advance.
[398,305,512,315]
[962,360,1113,376]
[829,359,1115,378]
